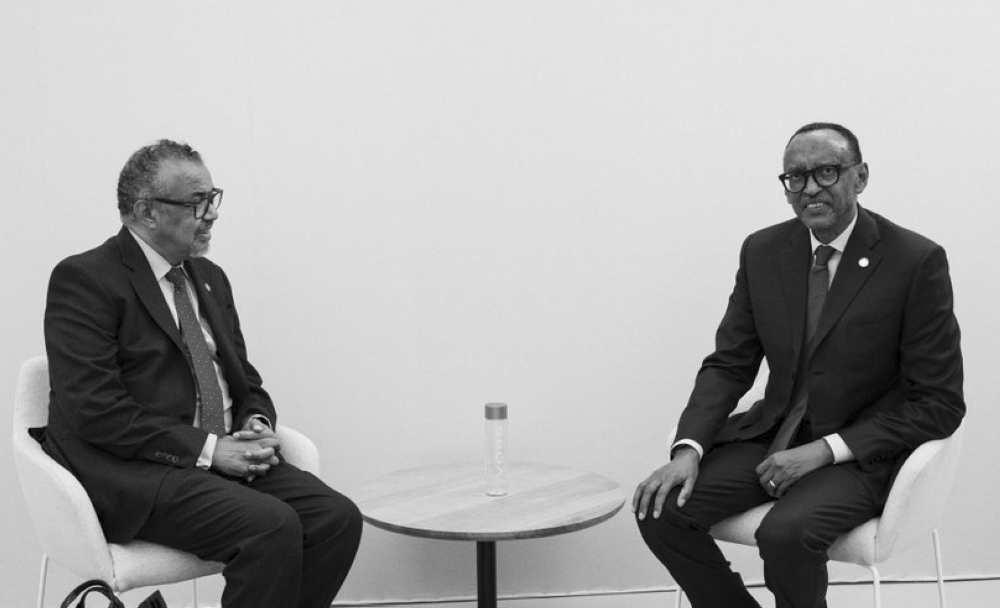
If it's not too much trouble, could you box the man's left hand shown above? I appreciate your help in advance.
[233,421,282,482]
[755,440,834,498]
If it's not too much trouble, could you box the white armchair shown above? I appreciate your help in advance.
[666,369,964,608]
[12,355,321,608]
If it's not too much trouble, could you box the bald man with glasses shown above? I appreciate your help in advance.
[633,123,964,608]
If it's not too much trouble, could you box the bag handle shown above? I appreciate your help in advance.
[137,590,168,608]
[59,580,125,608]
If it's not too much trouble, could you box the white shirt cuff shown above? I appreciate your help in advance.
[197,433,218,470]
[245,414,272,430]
[824,433,856,464]
[671,438,704,460]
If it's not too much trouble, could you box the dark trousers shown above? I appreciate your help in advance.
[136,460,363,608]
[636,438,891,608]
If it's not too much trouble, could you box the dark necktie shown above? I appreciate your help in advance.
[166,267,227,435]
[768,245,836,454]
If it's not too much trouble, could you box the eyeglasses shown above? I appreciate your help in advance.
[147,188,223,219]
[778,163,859,194]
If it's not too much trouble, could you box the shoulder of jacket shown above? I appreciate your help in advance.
[865,208,944,256]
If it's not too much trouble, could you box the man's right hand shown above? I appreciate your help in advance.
[211,434,281,479]
[632,447,700,520]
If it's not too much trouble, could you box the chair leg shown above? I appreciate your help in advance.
[933,528,947,608]
[675,586,684,608]
[36,554,49,608]
[868,565,881,608]
[192,577,199,608]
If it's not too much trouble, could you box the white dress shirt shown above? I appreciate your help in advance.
[129,229,234,467]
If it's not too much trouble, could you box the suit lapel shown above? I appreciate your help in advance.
[186,261,230,346]
[779,226,812,362]
[808,208,882,356]
[118,228,188,355]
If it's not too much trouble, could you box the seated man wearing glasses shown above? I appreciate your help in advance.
[633,123,964,608]
[41,140,362,608]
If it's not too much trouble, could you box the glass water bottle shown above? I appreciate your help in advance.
[484,402,508,496]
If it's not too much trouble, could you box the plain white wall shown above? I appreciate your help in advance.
[2,1,998,606]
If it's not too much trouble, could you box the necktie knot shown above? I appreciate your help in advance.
[814,245,835,268]
[166,267,186,289]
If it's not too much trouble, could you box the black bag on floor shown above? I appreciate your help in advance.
[59,579,167,608]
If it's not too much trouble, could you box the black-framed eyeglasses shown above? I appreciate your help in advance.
[778,163,859,194]
[146,188,223,219]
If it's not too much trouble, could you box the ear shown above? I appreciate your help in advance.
[854,162,869,194]
[132,200,158,227]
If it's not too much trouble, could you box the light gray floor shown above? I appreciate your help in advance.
[363,579,997,608]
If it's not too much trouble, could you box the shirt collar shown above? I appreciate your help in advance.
[810,210,858,255]
[128,228,181,281]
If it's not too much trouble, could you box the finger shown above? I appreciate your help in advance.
[677,476,695,508]
[774,475,795,498]
[755,458,771,476]
[636,482,658,520]
[244,447,275,462]
[653,482,675,519]
[631,486,643,513]
[763,476,779,497]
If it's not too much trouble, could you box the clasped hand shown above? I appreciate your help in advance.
[211,422,282,481]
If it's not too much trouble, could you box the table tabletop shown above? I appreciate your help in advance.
[353,461,625,541]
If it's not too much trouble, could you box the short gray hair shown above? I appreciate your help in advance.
[117,139,203,216]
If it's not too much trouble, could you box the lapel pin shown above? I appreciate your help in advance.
[858,257,870,268]
[204,283,212,292]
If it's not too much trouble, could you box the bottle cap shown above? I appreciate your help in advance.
[485,402,508,420]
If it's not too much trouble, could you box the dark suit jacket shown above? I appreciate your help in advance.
[42,227,276,543]
[676,206,964,475]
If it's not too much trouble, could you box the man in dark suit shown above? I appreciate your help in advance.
[42,140,363,608]
[633,123,964,608]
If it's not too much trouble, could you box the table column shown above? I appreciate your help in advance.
[476,541,497,608]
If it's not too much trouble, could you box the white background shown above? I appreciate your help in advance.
[2,2,998,606]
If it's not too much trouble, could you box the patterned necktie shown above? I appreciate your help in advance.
[768,245,836,454]
[166,267,226,435]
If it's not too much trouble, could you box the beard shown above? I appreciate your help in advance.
[188,238,211,259]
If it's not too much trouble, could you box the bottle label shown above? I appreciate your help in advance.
[486,423,507,495]
[491,426,505,475]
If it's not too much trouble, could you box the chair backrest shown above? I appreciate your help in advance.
[873,422,964,561]
[13,355,50,429]
[12,355,118,581]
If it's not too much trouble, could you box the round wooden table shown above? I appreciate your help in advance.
[353,461,625,608]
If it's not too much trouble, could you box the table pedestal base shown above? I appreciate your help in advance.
[476,541,497,608]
